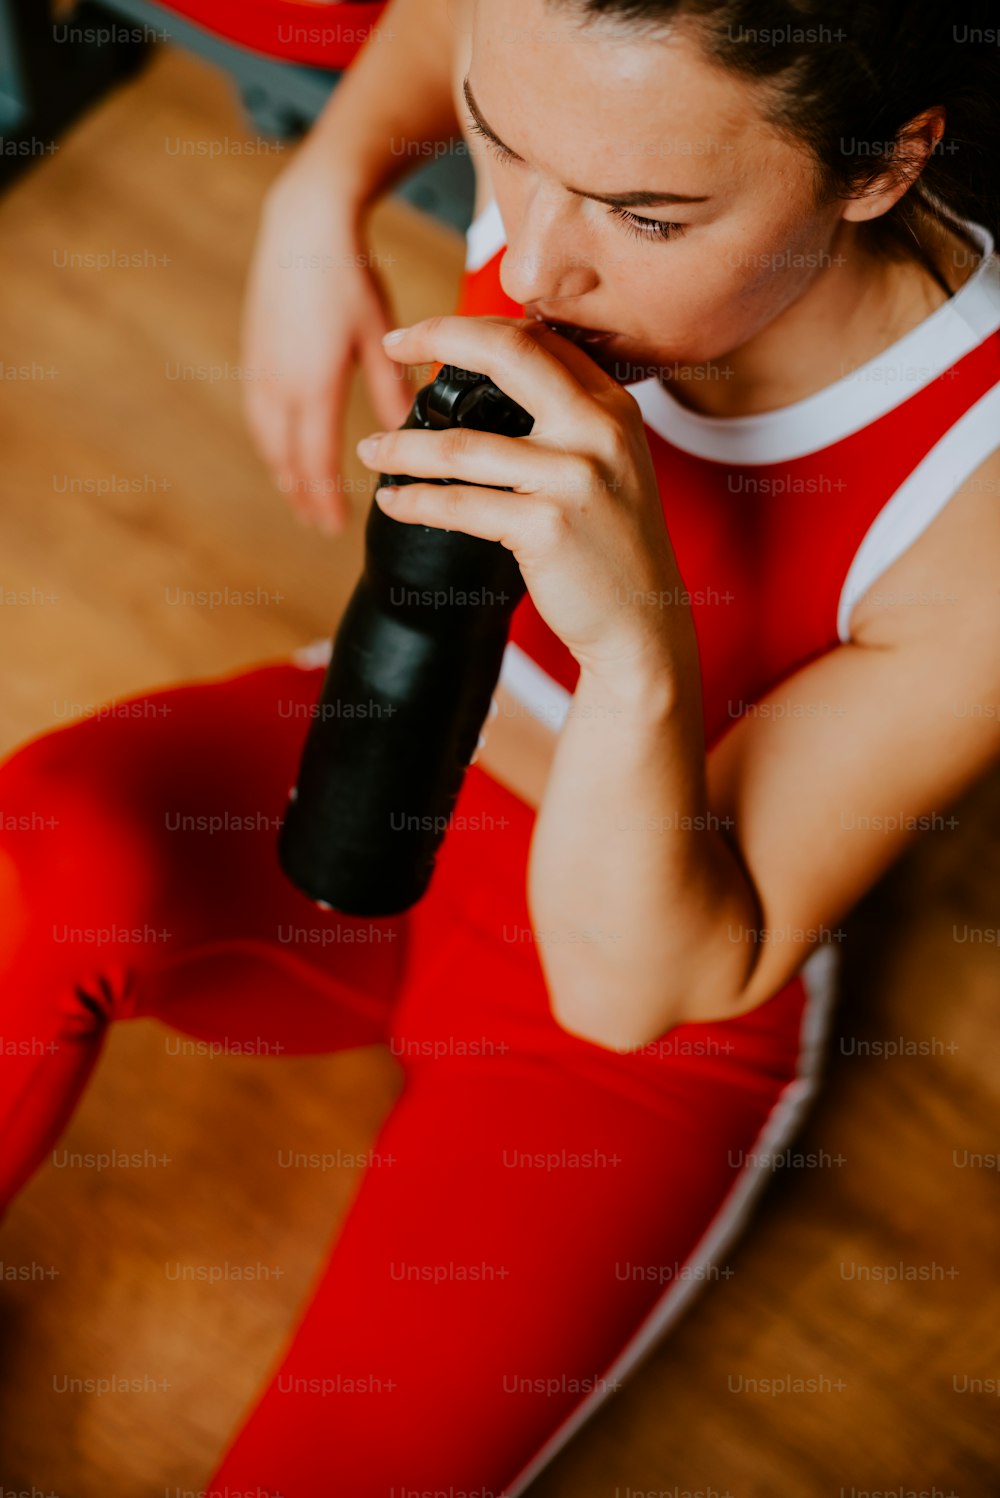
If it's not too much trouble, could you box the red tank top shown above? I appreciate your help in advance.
[459,201,1000,751]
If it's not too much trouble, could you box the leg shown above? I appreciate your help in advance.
[0,655,410,1216]
[204,763,841,1494]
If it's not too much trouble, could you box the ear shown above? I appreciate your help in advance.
[840,106,948,224]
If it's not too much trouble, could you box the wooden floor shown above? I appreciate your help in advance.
[1,45,999,1498]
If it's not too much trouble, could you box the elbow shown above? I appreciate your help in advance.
[548,967,754,1049]
[548,990,683,1056]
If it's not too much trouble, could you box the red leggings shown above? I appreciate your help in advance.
[0,650,838,1495]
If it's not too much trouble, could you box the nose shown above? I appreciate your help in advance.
[497,189,599,309]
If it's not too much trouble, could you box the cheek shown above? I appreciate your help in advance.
[720,202,839,314]
[607,246,766,360]
[614,213,830,362]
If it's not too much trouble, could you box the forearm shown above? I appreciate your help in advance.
[288,0,464,215]
[525,656,763,1051]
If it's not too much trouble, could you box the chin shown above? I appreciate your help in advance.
[582,341,675,386]
[606,341,729,386]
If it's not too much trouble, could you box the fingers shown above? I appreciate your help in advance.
[293,397,348,536]
[358,331,416,434]
[481,315,623,399]
[380,316,617,432]
[356,280,419,433]
[374,479,548,553]
[521,318,626,398]
[242,337,352,536]
[242,320,412,537]
[240,303,313,524]
[358,424,580,497]
[245,381,300,504]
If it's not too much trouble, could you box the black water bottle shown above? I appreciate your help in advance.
[278,360,535,917]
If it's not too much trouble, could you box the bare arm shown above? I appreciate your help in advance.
[525,447,1000,1051]
[241,0,468,528]
[289,0,465,215]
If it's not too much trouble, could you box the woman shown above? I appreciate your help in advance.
[2,0,999,1490]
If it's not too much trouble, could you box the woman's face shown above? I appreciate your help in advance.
[467,0,853,380]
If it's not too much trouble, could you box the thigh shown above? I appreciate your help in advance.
[0,656,409,1052]
[203,799,838,1494]
[202,1015,815,1496]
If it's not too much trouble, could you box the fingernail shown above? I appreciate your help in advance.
[356,433,385,457]
[375,486,399,506]
[382,328,408,344]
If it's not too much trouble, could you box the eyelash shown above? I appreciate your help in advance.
[607,206,687,243]
[468,118,688,244]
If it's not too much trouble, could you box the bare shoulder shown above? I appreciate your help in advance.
[847,441,1000,660]
[704,437,1000,1019]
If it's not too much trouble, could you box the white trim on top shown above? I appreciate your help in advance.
[299,380,1000,712]
[837,379,1000,641]
[627,219,999,464]
[496,640,571,732]
[464,197,506,272]
[462,199,1000,466]
[291,636,334,671]
[503,938,843,1498]
[292,618,843,1498]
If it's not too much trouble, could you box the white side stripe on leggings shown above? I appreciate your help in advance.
[503,939,843,1497]
[292,636,334,671]
[292,633,841,1490]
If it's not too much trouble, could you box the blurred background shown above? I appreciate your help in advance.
[0,5,998,1495]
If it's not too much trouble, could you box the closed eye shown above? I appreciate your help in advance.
[466,116,688,244]
[606,207,688,243]
[467,114,520,167]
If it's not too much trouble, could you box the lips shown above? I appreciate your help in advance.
[532,314,617,346]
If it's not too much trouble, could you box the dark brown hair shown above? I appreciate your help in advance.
[551,0,1000,277]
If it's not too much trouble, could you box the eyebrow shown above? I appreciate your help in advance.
[462,77,711,209]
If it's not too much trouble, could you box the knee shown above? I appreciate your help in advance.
[0,722,162,961]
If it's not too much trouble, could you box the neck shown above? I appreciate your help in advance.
[662,213,966,419]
